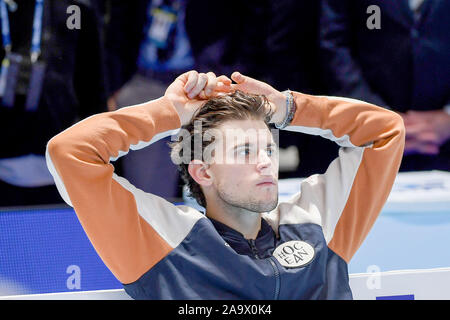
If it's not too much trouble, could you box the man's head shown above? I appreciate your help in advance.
[169,90,279,212]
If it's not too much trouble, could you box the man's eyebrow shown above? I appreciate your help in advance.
[233,142,251,150]
[232,142,277,150]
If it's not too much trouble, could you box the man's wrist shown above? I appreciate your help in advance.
[274,90,296,129]
[270,91,288,125]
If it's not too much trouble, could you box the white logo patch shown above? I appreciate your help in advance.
[273,240,315,268]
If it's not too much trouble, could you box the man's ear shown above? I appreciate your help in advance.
[188,159,213,186]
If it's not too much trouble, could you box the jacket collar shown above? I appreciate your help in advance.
[208,216,276,259]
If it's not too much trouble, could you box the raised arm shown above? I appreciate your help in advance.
[46,71,231,284]
[284,93,405,262]
[231,72,405,263]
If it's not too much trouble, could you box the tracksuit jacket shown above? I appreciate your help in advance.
[45,92,405,299]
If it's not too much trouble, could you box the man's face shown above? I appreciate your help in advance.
[205,119,279,213]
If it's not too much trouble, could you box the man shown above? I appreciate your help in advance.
[319,0,450,171]
[46,71,405,299]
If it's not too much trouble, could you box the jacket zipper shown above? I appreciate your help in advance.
[248,239,260,259]
[268,257,280,300]
[248,239,280,299]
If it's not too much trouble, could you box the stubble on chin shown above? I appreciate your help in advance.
[216,187,279,213]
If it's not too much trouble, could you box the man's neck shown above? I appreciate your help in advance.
[206,203,262,240]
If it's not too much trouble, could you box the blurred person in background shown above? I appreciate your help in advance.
[0,0,107,207]
[263,0,340,178]
[104,0,194,200]
[185,0,267,80]
[320,0,450,171]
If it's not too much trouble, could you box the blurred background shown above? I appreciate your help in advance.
[0,0,449,297]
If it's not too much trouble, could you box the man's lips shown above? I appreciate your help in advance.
[256,179,276,186]
[257,182,275,186]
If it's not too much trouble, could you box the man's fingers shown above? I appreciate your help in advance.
[184,71,199,93]
[415,141,440,154]
[217,75,232,85]
[204,72,217,97]
[231,71,246,84]
[200,74,234,99]
[405,138,440,155]
[419,144,440,155]
[179,71,234,100]
[215,82,233,92]
[415,131,440,144]
[187,73,208,98]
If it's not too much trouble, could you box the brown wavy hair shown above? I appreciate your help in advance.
[169,90,275,208]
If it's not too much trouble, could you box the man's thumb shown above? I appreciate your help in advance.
[231,71,246,84]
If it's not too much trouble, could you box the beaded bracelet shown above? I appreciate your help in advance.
[275,90,296,129]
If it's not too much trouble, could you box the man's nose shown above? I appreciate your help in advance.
[256,150,272,173]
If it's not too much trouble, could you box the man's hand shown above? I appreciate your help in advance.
[399,110,450,155]
[230,72,288,125]
[165,70,232,126]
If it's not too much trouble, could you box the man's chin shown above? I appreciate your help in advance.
[243,198,278,213]
[217,189,278,213]
[259,202,278,213]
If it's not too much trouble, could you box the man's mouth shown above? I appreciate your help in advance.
[256,178,276,186]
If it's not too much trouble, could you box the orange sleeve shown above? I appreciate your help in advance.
[286,93,405,262]
[46,97,184,284]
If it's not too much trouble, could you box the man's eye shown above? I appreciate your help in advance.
[238,148,251,156]
[267,148,277,157]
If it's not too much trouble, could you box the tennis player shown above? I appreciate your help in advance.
[46,70,405,299]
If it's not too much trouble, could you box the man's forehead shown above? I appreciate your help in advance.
[215,120,275,147]
[217,118,267,129]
